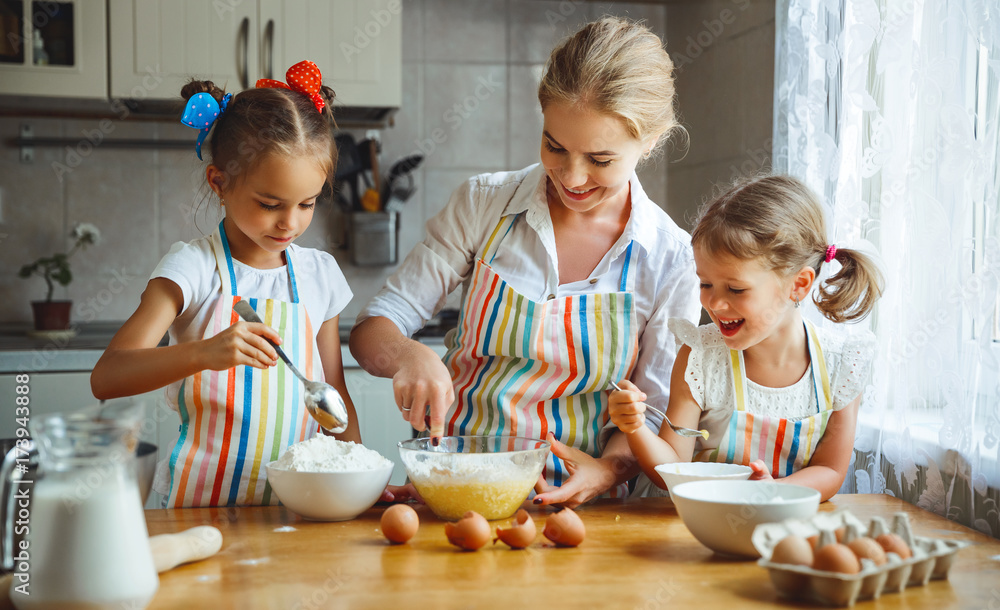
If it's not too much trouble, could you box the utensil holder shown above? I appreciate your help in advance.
[350,211,398,267]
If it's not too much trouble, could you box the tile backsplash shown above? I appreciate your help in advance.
[0,0,774,326]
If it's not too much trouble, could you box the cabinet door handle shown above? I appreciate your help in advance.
[263,19,275,80]
[238,17,249,90]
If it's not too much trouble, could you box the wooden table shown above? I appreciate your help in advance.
[144,494,1000,609]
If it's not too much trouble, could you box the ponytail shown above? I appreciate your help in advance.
[814,247,885,323]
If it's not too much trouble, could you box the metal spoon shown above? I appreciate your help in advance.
[233,301,348,433]
[608,380,708,440]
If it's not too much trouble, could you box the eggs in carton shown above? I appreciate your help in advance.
[751,508,969,607]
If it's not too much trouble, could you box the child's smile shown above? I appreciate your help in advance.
[694,245,799,351]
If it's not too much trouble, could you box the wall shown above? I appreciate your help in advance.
[0,0,773,327]
[665,0,776,227]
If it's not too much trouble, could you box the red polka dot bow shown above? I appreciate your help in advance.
[255,60,326,113]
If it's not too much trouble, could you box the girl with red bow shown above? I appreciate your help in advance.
[92,61,360,507]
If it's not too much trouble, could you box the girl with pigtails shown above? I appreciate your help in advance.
[610,175,885,502]
[92,61,361,507]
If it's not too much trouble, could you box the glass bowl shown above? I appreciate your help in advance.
[398,436,549,521]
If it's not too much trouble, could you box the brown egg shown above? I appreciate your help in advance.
[494,509,536,549]
[770,535,814,566]
[380,504,419,544]
[543,508,585,547]
[848,537,888,566]
[875,533,912,559]
[445,511,491,551]
[812,543,862,574]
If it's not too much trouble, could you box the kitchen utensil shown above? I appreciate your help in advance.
[334,133,363,210]
[360,137,381,212]
[608,380,708,439]
[233,300,348,433]
[1,400,159,610]
[264,460,393,521]
[382,154,424,210]
[397,436,550,520]
[149,526,223,573]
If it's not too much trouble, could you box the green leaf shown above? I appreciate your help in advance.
[52,267,72,286]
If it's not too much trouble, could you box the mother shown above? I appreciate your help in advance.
[350,17,700,507]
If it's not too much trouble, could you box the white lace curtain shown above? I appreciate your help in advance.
[774,0,1000,536]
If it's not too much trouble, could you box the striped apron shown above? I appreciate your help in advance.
[699,320,833,477]
[443,213,640,497]
[166,221,321,507]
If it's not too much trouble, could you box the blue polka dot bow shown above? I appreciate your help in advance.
[180,92,232,160]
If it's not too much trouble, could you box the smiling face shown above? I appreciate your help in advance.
[540,101,651,215]
[209,154,326,267]
[694,245,806,351]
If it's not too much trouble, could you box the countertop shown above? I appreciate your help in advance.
[0,321,451,374]
[142,495,1000,609]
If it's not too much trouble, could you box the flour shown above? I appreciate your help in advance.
[271,436,392,473]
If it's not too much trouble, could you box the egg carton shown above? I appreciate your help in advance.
[751,508,970,607]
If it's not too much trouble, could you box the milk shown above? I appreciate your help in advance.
[11,470,158,610]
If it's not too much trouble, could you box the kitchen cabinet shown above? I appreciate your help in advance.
[108,0,401,107]
[0,0,107,97]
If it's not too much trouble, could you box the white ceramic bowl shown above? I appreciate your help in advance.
[670,480,820,558]
[653,462,753,495]
[265,462,393,521]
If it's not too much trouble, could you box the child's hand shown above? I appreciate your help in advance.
[201,321,280,371]
[748,459,774,481]
[608,379,648,434]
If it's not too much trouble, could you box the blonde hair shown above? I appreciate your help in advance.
[537,17,679,152]
[692,175,885,323]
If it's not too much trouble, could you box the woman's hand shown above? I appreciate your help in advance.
[532,432,618,509]
[608,379,648,434]
[379,483,424,504]
[392,343,454,438]
[748,460,774,481]
[200,321,280,371]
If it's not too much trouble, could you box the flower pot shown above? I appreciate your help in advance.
[31,301,72,331]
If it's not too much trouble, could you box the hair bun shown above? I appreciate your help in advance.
[181,79,226,103]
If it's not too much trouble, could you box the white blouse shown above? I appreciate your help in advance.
[668,318,876,452]
[357,164,702,435]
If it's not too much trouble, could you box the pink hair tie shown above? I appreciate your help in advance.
[824,245,837,263]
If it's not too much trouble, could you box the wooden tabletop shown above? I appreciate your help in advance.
[144,494,1000,609]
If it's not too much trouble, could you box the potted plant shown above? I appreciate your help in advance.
[19,222,101,331]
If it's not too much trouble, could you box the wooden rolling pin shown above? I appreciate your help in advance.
[149,525,224,573]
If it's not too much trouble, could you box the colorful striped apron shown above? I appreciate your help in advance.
[443,213,640,497]
[700,320,833,477]
[166,221,321,507]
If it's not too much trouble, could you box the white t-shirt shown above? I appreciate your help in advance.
[150,235,352,411]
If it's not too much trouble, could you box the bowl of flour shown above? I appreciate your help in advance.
[266,436,393,521]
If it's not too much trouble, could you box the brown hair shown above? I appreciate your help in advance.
[180,80,338,191]
[692,175,885,323]
[538,17,680,154]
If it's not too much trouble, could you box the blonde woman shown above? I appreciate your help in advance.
[351,18,700,507]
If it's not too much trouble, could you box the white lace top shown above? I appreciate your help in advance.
[668,318,875,455]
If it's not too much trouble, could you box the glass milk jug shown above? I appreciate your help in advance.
[1,400,159,609]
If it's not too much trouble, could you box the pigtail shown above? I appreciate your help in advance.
[319,84,338,129]
[180,79,226,104]
[814,248,885,323]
